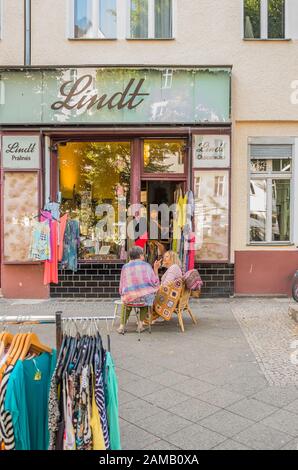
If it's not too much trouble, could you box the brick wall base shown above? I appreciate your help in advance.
[51,262,235,299]
[197,263,234,298]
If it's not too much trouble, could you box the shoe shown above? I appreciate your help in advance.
[117,326,125,335]
[153,317,165,324]
[143,313,161,325]
[136,323,148,333]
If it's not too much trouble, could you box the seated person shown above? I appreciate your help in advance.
[145,251,183,325]
[153,250,183,287]
[118,246,159,334]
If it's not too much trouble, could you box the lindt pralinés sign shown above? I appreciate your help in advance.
[0,67,231,124]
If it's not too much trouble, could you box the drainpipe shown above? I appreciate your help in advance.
[24,0,31,66]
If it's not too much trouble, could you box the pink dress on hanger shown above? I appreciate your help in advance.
[41,211,58,285]
[58,214,68,262]
[188,232,196,271]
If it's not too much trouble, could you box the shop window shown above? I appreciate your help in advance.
[249,144,292,243]
[59,142,130,260]
[3,172,39,263]
[129,0,173,39]
[194,170,229,262]
[72,0,117,39]
[143,139,185,174]
[243,0,285,39]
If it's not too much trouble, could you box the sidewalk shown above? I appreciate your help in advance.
[0,297,297,450]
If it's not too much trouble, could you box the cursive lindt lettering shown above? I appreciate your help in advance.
[6,142,36,154]
[51,75,150,112]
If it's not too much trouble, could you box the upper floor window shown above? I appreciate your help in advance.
[129,0,173,39]
[244,0,285,39]
[72,0,117,39]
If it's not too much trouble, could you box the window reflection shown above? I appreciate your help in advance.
[59,142,131,260]
[99,0,117,38]
[250,179,267,242]
[244,0,261,39]
[143,140,185,174]
[130,0,148,38]
[194,171,229,261]
[268,0,285,39]
[74,0,93,38]
[272,179,290,241]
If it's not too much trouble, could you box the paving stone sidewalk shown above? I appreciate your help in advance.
[0,297,297,450]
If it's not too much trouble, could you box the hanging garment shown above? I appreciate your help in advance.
[58,214,68,262]
[44,202,60,221]
[29,221,51,261]
[48,366,60,450]
[4,351,57,450]
[62,374,76,451]
[95,362,110,450]
[188,232,196,271]
[75,365,92,451]
[0,365,15,451]
[61,220,80,272]
[43,219,59,285]
[104,352,121,451]
[90,373,106,450]
[41,211,58,285]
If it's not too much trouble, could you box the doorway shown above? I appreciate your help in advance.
[141,180,185,262]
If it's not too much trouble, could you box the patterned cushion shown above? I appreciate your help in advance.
[153,279,183,321]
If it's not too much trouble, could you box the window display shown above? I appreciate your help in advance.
[194,170,229,261]
[59,141,131,260]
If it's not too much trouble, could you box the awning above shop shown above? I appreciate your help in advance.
[0,67,231,125]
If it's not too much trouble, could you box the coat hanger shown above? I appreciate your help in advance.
[20,331,52,361]
[0,332,14,358]
[6,331,27,367]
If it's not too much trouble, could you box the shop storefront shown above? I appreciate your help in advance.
[0,66,233,299]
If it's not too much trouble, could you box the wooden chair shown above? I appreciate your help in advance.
[174,282,198,332]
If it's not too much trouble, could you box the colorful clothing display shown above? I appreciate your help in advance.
[48,331,120,451]
[4,351,57,450]
[61,220,80,272]
[119,260,159,304]
[29,221,51,261]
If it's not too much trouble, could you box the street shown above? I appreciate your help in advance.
[0,297,297,450]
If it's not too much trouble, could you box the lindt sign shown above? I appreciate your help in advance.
[193,135,230,168]
[51,74,150,112]
[2,136,40,169]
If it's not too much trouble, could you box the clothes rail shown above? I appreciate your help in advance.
[0,311,115,353]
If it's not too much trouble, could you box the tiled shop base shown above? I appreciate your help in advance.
[198,263,234,298]
[50,262,234,298]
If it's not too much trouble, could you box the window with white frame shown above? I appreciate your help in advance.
[129,0,173,39]
[71,0,117,39]
[249,144,292,243]
[243,0,286,39]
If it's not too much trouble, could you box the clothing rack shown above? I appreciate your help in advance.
[0,311,115,353]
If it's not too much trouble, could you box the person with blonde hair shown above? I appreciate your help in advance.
[153,250,182,286]
[145,251,183,325]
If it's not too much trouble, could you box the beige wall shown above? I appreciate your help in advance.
[0,0,24,65]
[28,0,298,121]
[1,1,298,121]
[231,121,298,261]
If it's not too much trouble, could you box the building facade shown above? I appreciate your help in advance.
[1,0,298,299]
